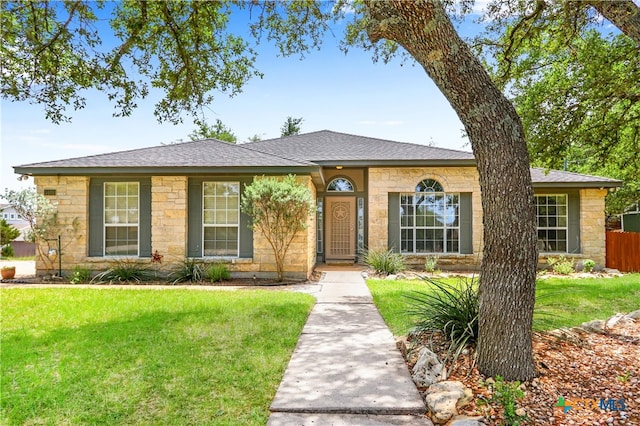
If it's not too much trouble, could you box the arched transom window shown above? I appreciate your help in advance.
[400,179,460,254]
[327,177,354,192]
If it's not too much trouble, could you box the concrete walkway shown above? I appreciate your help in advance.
[268,270,432,425]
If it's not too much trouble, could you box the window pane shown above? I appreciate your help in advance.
[204,226,238,257]
[105,226,138,256]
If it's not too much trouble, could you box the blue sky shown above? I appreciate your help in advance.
[1,5,480,192]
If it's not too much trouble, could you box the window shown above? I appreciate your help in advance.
[203,182,239,257]
[104,182,139,256]
[327,178,354,192]
[536,194,568,252]
[316,198,324,254]
[400,179,459,254]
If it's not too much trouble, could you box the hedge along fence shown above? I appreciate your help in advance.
[606,231,640,272]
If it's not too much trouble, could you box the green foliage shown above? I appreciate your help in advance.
[424,255,439,273]
[364,248,406,275]
[405,276,478,365]
[582,259,596,273]
[481,376,527,425]
[0,219,20,245]
[547,255,575,275]
[484,25,639,214]
[241,175,313,282]
[68,266,91,284]
[0,1,335,124]
[1,288,314,425]
[280,116,304,136]
[189,119,237,143]
[91,260,154,284]
[1,245,14,258]
[205,262,231,283]
[2,188,80,275]
[168,258,205,284]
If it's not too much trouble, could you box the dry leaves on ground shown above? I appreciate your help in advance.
[409,320,639,425]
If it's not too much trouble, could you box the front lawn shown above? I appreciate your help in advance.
[367,274,640,336]
[1,288,314,425]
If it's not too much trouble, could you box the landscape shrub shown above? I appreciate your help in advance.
[364,248,406,275]
[91,260,154,284]
[547,255,575,275]
[1,244,14,258]
[69,266,91,284]
[168,258,205,284]
[424,255,439,273]
[405,276,478,364]
[582,259,596,273]
[205,262,231,283]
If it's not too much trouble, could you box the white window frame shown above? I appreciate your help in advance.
[103,182,140,257]
[535,194,568,253]
[202,181,240,258]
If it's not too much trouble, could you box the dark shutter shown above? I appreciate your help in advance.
[138,179,152,257]
[459,193,473,254]
[388,193,400,252]
[568,192,581,254]
[88,180,104,257]
[238,178,254,258]
[187,178,203,258]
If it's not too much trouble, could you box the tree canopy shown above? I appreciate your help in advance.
[474,1,640,214]
[188,119,238,143]
[280,116,304,137]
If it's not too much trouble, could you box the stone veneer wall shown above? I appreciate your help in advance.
[367,167,483,266]
[579,188,608,266]
[32,174,316,279]
[151,176,187,259]
[34,176,89,275]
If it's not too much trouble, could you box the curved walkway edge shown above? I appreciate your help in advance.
[268,270,432,426]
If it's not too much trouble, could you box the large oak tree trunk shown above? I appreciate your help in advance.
[365,0,538,380]
[586,0,640,44]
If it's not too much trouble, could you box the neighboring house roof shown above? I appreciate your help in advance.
[13,130,621,187]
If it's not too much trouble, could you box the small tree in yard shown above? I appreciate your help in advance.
[2,188,79,276]
[241,175,313,282]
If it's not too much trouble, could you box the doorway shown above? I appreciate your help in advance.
[325,196,356,262]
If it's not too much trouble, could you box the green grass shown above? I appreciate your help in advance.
[1,288,314,425]
[367,274,640,336]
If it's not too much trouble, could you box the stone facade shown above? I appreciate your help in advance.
[579,188,608,266]
[367,167,483,269]
[34,176,89,274]
[30,170,610,277]
[32,174,316,279]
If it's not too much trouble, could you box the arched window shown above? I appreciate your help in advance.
[327,177,354,192]
[416,179,443,193]
[400,178,459,254]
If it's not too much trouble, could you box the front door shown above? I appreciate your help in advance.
[325,196,356,261]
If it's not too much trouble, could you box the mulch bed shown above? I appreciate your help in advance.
[407,320,640,425]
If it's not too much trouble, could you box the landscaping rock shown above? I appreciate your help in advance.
[605,313,630,329]
[626,310,640,320]
[581,319,606,334]
[447,415,485,425]
[396,336,410,360]
[426,381,473,424]
[412,348,446,387]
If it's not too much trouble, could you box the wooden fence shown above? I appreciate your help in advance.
[606,231,640,272]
